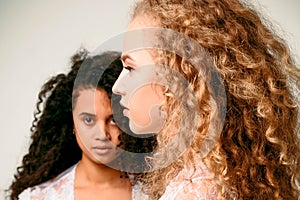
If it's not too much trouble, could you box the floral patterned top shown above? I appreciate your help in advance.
[159,157,218,200]
[18,163,147,200]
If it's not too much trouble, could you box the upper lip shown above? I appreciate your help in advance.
[92,145,112,149]
[120,101,128,109]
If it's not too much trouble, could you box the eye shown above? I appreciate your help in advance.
[84,117,95,125]
[124,66,134,72]
[110,118,117,125]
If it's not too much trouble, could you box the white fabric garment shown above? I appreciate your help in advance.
[18,163,147,200]
[159,157,218,200]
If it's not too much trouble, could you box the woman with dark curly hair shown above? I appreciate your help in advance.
[112,0,300,199]
[9,49,152,200]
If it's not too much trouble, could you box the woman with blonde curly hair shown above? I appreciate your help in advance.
[112,0,300,199]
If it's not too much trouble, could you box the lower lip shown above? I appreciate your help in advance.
[92,148,112,155]
[123,108,129,117]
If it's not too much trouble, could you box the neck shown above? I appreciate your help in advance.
[76,154,123,185]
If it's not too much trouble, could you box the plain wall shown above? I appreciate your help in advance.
[0,1,135,198]
[0,0,299,199]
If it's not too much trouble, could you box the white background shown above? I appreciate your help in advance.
[0,0,299,199]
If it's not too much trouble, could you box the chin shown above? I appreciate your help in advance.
[91,155,118,165]
[129,111,165,134]
[129,121,155,135]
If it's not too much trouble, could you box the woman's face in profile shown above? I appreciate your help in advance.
[112,16,166,135]
[73,88,122,165]
[113,49,165,135]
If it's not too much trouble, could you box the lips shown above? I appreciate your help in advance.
[92,146,113,155]
[120,101,128,109]
[123,108,129,117]
[120,101,129,117]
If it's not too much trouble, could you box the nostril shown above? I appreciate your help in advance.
[96,129,109,141]
[96,136,109,141]
[112,84,119,94]
[112,85,125,96]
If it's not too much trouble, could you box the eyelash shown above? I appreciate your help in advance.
[82,117,116,126]
[124,66,134,72]
[110,118,117,125]
[84,117,95,125]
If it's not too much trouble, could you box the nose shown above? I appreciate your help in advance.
[96,124,109,141]
[112,69,126,96]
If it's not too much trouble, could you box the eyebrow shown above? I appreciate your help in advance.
[79,112,96,117]
[121,53,134,65]
[121,54,138,70]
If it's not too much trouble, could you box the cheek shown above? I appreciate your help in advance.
[74,124,94,150]
[75,132,88,154]
[128,84,164,126]
[77,133,92,147]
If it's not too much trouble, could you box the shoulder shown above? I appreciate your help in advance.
[160,178,217,200]
[18,164,77,200]
[160,160,218,200]
[18,188,30,200]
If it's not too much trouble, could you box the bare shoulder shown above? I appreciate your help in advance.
[18,165,76,200]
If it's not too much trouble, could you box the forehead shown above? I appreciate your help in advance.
[123,15,160,56]
[75,88,111,109]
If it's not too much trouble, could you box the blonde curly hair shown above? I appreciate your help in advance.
[130,0,300,199]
